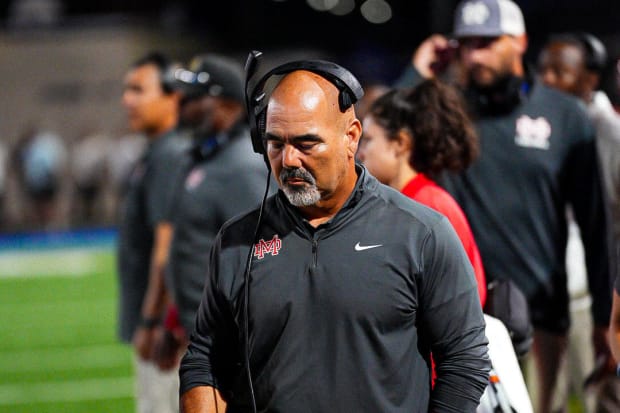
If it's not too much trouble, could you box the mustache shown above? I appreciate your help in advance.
[280,167,316,185]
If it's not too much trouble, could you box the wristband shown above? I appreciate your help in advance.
[617,363,620,377]
[138,316,161,329]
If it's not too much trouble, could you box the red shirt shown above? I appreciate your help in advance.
[402,174,487,306]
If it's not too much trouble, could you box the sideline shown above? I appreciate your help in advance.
[0,227,116,278]
[0,248,112,278]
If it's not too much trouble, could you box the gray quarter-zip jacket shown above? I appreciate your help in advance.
[180,165,490,412]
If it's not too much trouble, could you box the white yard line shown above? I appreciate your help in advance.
[0,344,130,373]
[0,248,111,278]
[0,377,134,405]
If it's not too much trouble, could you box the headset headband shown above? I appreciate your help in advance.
[244,50,364,163]
[578,32,607,72]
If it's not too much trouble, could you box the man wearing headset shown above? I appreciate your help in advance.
[395,1,613,412]
[162,53,272,353]
[118,51,190,413]
[538,32,620,413]
[179,55,490,412]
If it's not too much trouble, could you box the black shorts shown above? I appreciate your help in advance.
[527,278,570,334]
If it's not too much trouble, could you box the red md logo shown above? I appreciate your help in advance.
[253,235,282,259]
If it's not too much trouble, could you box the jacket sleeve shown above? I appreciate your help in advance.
[392,65,426,88]
[179,232,238,397]
[564,113,613,327]
[419,216,490,412]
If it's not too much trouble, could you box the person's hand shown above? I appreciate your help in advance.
[412,34,455,78]
[152,327,188,370]
[584,326,617,388]
[132,325,157,360]
[592,326,616,373]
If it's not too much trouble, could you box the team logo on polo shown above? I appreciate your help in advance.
[514,115,552,150]
[185,167,205,190]
[254,235,282,259]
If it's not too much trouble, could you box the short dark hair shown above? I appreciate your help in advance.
[368,79,478,176]
[131,51,175,94]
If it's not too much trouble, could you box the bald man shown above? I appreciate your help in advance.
[179,64,489,413]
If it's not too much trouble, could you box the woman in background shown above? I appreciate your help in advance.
[357,79,486,306]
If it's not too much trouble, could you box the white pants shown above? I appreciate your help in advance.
[551,217,595,412]
[134,356,179,413]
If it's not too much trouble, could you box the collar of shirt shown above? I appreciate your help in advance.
[276,164,375,236]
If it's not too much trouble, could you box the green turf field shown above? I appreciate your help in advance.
[0,239,587,413]
[0,247,135,413]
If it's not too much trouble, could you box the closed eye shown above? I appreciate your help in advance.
[265,133,324,153]
[295,141,319,151]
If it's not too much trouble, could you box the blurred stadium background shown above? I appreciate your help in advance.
[0,0,618,411]
[0,0,618,232]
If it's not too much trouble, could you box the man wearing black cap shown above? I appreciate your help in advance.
[159,53,272,351]
[395,1,613,412]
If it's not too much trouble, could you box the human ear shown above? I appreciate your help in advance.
[394,129,413,156]
[513,34,528,55]
[346,118,363,158]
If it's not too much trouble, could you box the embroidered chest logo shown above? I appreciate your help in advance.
[514,115,552,150]
[355,242,382,251]
[253,235,282,259]
[185,167,205,190]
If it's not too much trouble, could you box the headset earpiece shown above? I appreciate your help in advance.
[577,32,607,73]
[339,91,353,111]
[256,110,267,152]
[244,52,269,164]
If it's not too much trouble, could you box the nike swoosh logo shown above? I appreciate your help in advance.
[355,242,383,251]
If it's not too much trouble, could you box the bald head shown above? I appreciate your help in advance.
[263,69,362,223]
[269,70,355,131]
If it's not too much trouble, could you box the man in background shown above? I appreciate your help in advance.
[538,32,620,412]
[394,1,613,411]
[160,53,272,353]
[117,51,189,413]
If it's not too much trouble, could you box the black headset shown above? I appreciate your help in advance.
[466,72,530,116]
[160,63,185,94]
[577,32,608,73]
[244,50,364,167]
